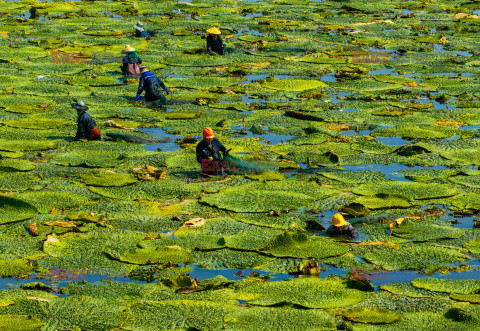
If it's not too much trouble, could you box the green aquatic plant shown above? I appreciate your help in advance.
[80,171,138,187]
[352,182,459,200]
[343,307,401,324]
[0,196,38,225]
[235,276,366,308]
[411,278,480,295]
[260,232,349,259]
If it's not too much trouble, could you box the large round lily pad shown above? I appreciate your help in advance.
[2,118,72,130]
[81,172,138,187]
[262,78,327,91]
[0,315,42,331]
[235,277,366,308]
[260,232,349,259]
[352,182,459,200]
[411,278,480,295]
[344,307,401,324]
[0,196,38,225]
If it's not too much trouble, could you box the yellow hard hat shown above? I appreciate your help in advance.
[331,213,345,227]
[206,27,221,35]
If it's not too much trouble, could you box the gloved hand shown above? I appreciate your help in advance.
[134,94,140,102]
[165,87,170,95]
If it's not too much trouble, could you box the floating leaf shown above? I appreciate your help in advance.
[0,196,38,225]
[235,277,366,308]
[344,307,401,324]
[81,172,138,187]
[352,182,458,200]
[260,232,349,259]
[411,278,480,295]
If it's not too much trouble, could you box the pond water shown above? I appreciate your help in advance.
[138,127,184,152]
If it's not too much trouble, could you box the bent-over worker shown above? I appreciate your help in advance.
[71,100,101,141]
[196,127,228,176]
[135,66,169,108]
[205,27,225,56]
[326,213,357,238]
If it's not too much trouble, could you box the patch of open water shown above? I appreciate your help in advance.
[139,127,183,152]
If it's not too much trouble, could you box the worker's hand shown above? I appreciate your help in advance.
[165,87,170,95]
[225,148,232,156]
[208,157,213,160]
[134,94,140,102]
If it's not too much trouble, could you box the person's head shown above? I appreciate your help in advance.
[206,27,221,40]
[203,127,214,144]
[134,22,144,33]
[331,213,345,229]
[139,66,149,74]
[71,100,88,113]
[123,45,136,54]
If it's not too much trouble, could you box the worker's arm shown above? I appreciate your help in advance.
[73,118,85,141]
[345,223,358,239]
[206,36,215,55]
[157,78,168,94]
[137,55,142,64]
[218,37,225,56]
[217,140,227,154]
[137,75,145,95]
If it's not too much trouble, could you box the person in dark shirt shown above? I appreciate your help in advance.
[205,27,225,56]
[326,213,357,238]
[121,45,142,76]
[196,127,228,176]
[134,22,150,38]
[135,66,169,108]
[71,101,101,141]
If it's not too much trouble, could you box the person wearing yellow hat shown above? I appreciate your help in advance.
[121,45,142,76]
[196,127,229,176]
[326,213,357,238]
[205,27,225,56]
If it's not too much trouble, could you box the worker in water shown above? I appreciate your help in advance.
[205,27,225,56]
[71,101,101,141]
[196,127,228,176]
[121,45,142,76]
[135,66,169,108]
[133,22,150,38]
[326,213,357,238]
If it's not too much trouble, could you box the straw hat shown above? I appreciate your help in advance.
[331,213,345,227]
[71,100,88,111]
[123,45,136,52]
[206,27,221,35]
[134,22,144,32]
[139,66,149,74]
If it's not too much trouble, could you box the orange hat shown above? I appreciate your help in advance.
[203,127,214,138]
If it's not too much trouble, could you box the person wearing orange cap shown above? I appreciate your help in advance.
[326,213,357,238]
[196,127,229,176]
[205,27,225,56]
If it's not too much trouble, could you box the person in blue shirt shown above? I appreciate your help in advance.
[135,66,170,108]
